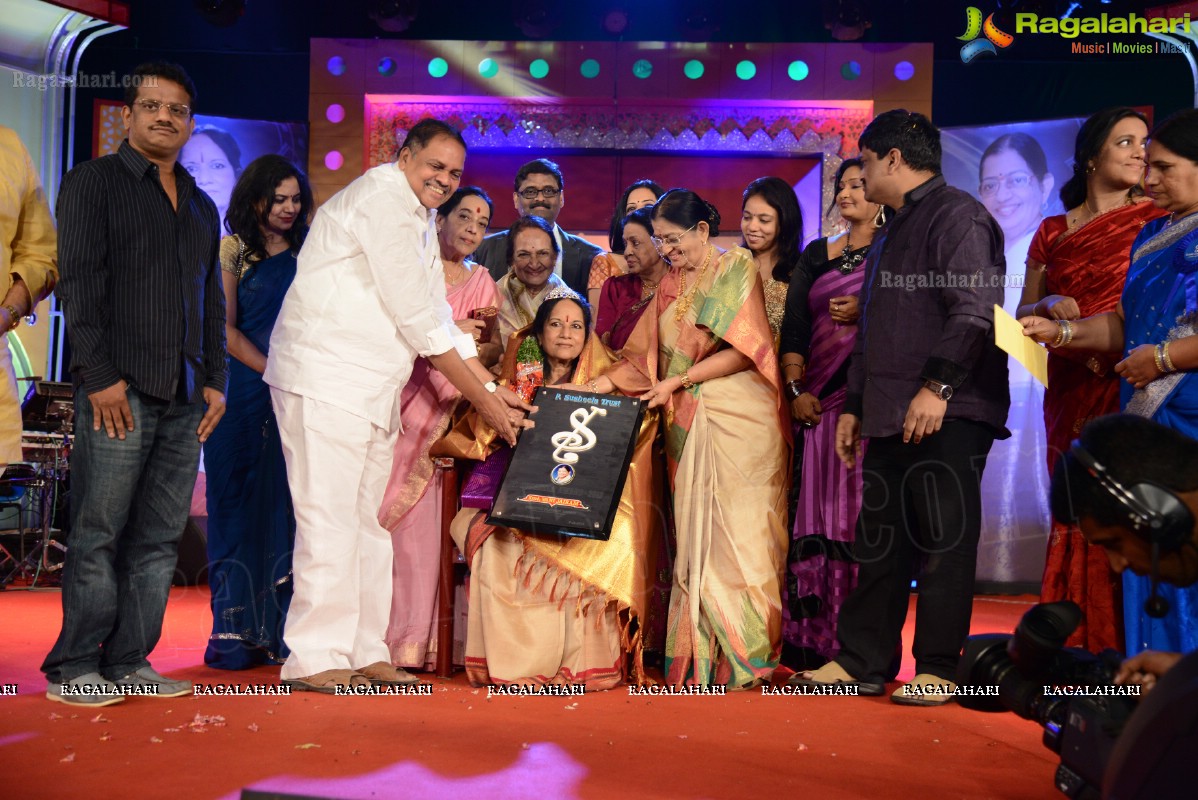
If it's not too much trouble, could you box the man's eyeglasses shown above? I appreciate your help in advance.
[979,172,1034,197]
[133,99,192,119]
[651,225,696,251]
[518,187,561,200]
[514,249,555,265]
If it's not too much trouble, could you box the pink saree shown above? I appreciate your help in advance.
[377,264,498,669]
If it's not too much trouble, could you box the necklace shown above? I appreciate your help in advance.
[1072,194,1133,228]
[674,246,714,322]
[443,260,469,286]
[838,228,869,274]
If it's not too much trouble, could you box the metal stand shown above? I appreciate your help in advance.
[1,432,69,589]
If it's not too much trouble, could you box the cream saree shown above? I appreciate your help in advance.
[448,330,663,689]
[606,246,790,687]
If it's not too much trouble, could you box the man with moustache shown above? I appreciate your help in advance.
[44,62,228,705]
[263,119,530,693]
[792,110,1010,704]
[472,158,602,297]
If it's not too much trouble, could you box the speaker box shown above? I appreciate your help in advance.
[173,516,208,586]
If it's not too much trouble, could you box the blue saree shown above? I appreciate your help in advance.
[204,245,297,669]
[1120,213,1198,656]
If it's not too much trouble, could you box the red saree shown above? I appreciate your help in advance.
[1030,200,1165,651]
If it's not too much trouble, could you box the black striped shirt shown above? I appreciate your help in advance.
[56,140,227,402]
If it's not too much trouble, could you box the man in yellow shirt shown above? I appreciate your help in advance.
[0,125,58,471]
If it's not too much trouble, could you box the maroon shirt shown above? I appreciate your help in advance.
[844,175,1010,439]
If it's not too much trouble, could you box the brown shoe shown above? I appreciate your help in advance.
[282,669,370,694]
[355,661,420,687]
[891,673,957,706]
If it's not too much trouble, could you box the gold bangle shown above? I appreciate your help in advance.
[588,379,600,393]
[1162,341,1177,373]
[2,304,20,332]
[679,372,695,390]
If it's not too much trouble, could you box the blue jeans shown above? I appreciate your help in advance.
[41,387,203,682]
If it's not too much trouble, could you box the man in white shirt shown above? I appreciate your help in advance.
[264,119,529,692]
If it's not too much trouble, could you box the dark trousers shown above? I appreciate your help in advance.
[834,420,995,683]
[42,387,203,682]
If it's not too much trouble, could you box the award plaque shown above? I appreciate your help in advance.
[486,386,644,540]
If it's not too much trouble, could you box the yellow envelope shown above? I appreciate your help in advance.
[993,304,1048,387]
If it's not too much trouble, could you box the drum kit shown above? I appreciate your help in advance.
[0,380,72,589]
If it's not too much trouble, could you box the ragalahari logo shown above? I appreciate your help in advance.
[958,7,1015,62]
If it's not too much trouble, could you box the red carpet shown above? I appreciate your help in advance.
[0,588,1060,799]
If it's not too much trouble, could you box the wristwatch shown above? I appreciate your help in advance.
[483,380,498,393]
[923,379,953,401]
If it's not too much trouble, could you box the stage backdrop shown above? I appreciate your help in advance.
[93,101,309,232]
[942,116,1086,588]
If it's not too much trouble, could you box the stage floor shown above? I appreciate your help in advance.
[0,587,1060,799]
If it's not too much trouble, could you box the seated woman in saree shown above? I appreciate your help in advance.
[377,186,501,672]
[593,189,790,690]
[446,289,664,689]
[594,207,670,350]
[204,155,312,669]
[1022,108,1198,657]
[495,215,568,346]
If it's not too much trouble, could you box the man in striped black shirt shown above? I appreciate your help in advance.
[42,62,228,706]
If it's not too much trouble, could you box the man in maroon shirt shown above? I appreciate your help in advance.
[792,110,1010,705]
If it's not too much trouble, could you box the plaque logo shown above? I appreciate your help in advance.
[551,405,607,465]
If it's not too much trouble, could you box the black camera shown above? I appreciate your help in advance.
[956,601,1138,799]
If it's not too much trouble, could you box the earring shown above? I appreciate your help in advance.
[1085,163,1096,174]
[872,204,887,228]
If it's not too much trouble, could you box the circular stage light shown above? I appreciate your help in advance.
[378,57,397,77]
[894,60,915,81]
[684,59,704,79]
[841,60,862,80]
[787,60,809,81]
[530,59,550,79]
[326,56,346,77]
[580,58,601,78]
[324,151,344,171]
[325,104,345,124]
[632,59,652,79]
[736,60,756,80]
[479,58,499,78]
[428,57,449,78]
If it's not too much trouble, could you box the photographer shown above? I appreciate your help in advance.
[1050,413,1197,797]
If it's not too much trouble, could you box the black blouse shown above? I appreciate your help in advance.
[779,236,869,359]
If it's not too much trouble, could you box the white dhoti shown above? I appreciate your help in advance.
[270,388,399,679]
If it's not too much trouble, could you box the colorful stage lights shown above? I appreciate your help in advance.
[324,151,344,171]
[427,57,448,78]
[325,103,345,124]
[840,60,861,80]
[632,59,652,79]
[787,60,809,81]
[326,56,346,77]
[735,60,756,80]
[529,59,549,79]
[580,58,601,78]
[478,58,499,78]
[683,59,704,79]
[377,57,397,76]
[894,60,915,80]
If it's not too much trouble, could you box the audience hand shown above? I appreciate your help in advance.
[1039,294,1081,320]
[640,376,682,409]
[792,392,822,426]
[478,391,533,446]
[903,388,946,444]
[1114,344,1162,389]
[455,317,485,340]
[1114,650,1182,695]
[835,413,862,468]
[1020,316,1059,344]
[197,387,227,443]
[89,380,134,439]
[829,295,860,325]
